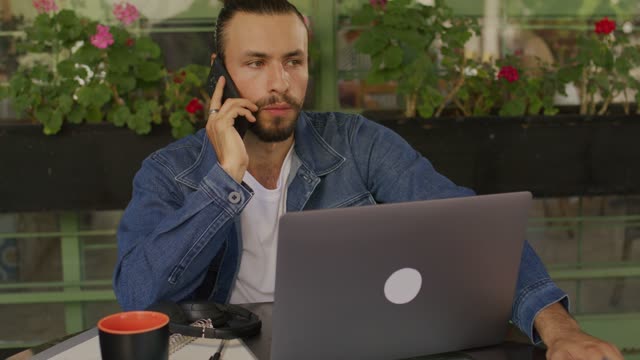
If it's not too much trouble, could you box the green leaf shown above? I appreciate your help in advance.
[391,0,412,8]
[29,14,55,43]
[108,74,137,93]
[382,12,410,28]
[594,72,610,90]
[169,111,187,127]
[109,27,131,46]
[458,87,469,101]
[136,62,164,82]
[417,99,436,118]
[34,108,50,126]
[86,105,103,123]
[543,107,559,116]
[8,73,30,97]
[11,96,32,115]
[417,86,443,117]
[354,30,388,56]
[107,106,132,127]
[183,64,210,83]
[382,46,403,69]
[56,10,83,43]
[621,47,640,66]
[55,9,78,26]
[593,45,614,69]
[56,60,78,78]
[171,120,195,139]
[444,27,472,49]
[499,98,526,116]
[44,110,64,135]
[393,30,425,50]
[128,113,152,135]
[77,83,112,108]
[134,37,161,59]
[74,45,102,64]
[351,5,376,26]
[108,47,132,73]
[366,70,387,84]
[67,106,86,124]
[528,96,543,115]
[31,65,53,82]
[96,85,112,106]
[56,95,73,114]
[614,57,632,75]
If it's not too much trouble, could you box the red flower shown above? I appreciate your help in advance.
[595,17,616,35]
[369,0,387,10]
[125,38,135,47]
[185,98,203,114]
[173,71,186,84]
[497,65,519,83]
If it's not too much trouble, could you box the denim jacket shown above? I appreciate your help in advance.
[114,111,568,343]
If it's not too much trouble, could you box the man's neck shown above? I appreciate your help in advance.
[244,133,294,190]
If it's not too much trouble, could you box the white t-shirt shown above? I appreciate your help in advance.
[229,146,294,304]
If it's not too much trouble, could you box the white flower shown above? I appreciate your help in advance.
[71,41,84,54]
[416,0,434,6]
[623,21,633,34]
[463,66,478,77]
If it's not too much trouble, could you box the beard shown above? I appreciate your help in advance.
[249,93,303,143]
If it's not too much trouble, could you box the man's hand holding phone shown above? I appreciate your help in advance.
[207,76,258,184]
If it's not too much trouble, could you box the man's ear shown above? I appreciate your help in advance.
[210,53,217,66]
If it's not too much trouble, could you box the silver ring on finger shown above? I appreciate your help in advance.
[208,108,220,115]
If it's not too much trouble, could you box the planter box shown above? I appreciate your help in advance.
[2,112,639,212]
[0,122,174,212]
[367,110,640,197]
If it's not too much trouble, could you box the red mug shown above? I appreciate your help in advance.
[98,311,170,360]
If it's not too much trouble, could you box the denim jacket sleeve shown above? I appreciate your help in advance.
[113,152,252,311]
[350,115,569,344]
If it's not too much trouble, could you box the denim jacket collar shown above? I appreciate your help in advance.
[175,111,345,189]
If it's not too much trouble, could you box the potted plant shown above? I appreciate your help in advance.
[0,0,213,211]
[351,0,478,118]
[349,0,640,197]
[0,0,214,138]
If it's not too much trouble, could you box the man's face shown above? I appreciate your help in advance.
[224,12,309,142]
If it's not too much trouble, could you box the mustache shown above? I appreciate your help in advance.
[255,93,302,111]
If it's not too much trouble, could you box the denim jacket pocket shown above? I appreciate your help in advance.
[333,192,376,208]
[167,211,228,285]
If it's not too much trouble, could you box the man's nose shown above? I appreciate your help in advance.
[268,63,289,94]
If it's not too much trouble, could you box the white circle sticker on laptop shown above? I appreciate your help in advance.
[384,268,422,305]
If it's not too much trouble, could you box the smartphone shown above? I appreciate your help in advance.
[205,57,252,137]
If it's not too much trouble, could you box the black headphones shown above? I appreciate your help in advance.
[146,301,262,339]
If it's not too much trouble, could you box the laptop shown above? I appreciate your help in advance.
[271,191,532,360]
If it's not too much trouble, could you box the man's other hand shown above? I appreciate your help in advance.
[535,302,623,360]
[545,328,623,360]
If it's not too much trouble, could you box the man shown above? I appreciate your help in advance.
[114,1,623,359]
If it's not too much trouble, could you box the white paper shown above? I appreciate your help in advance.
[47,335,257,360]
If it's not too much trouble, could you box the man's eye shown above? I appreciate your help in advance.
[286,59,302,66]
[248,61,264,68]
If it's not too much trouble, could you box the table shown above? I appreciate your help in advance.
[12,303,547,360]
